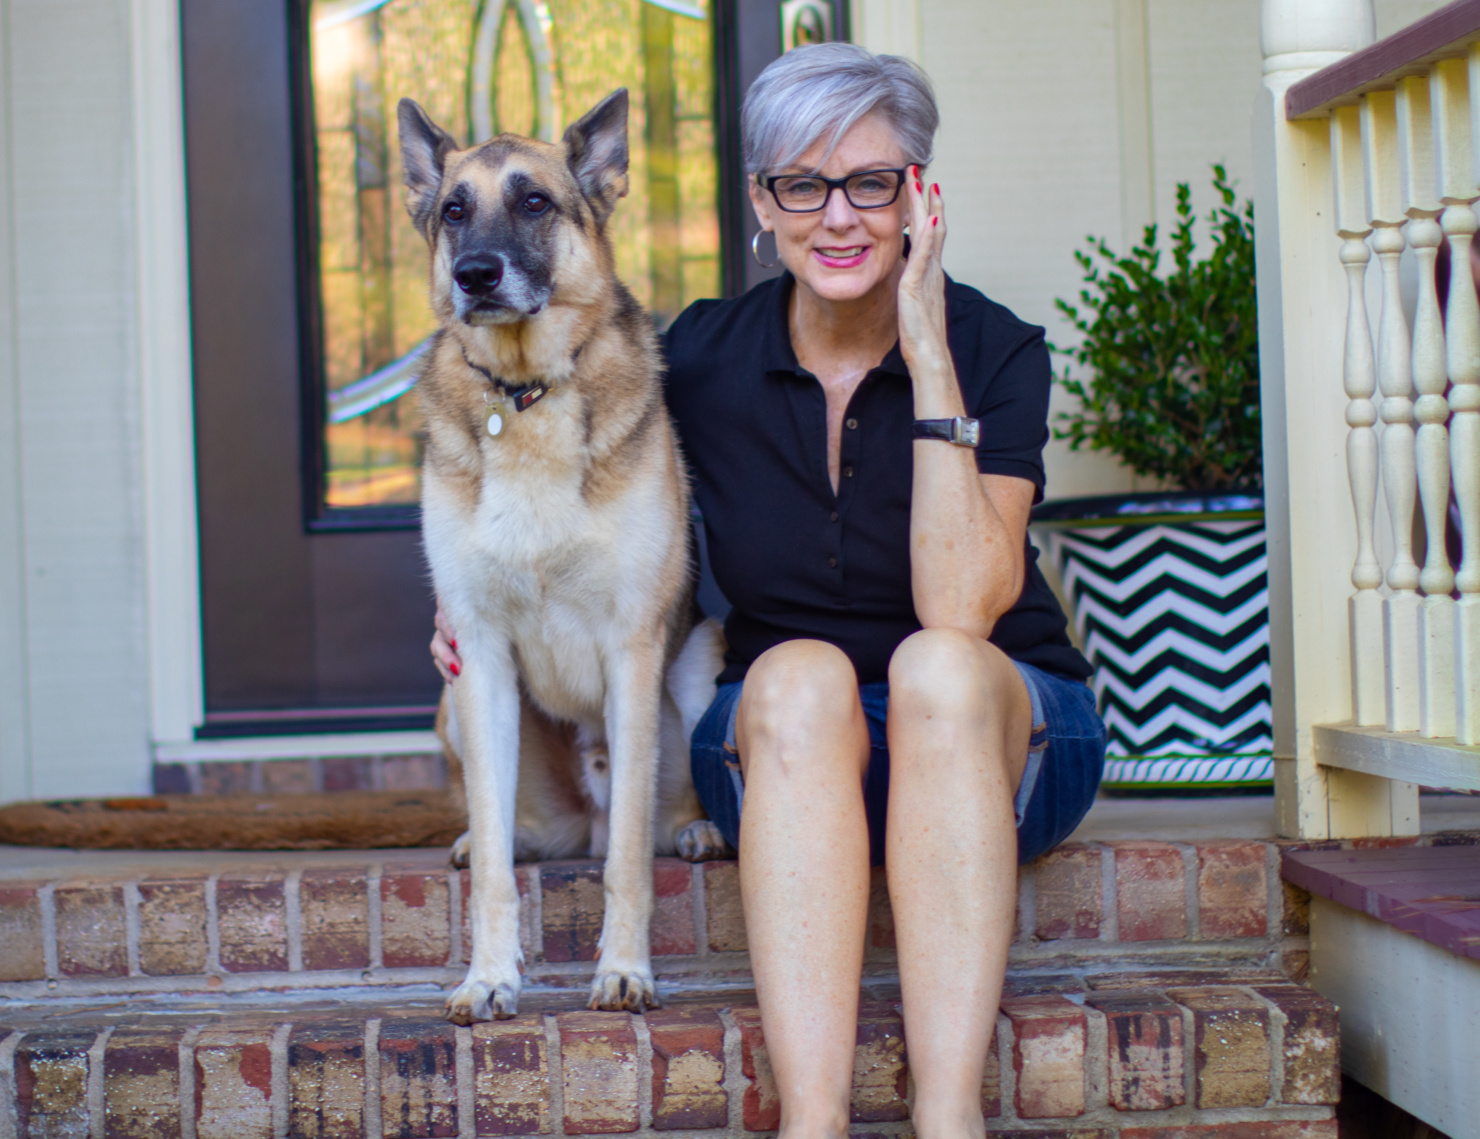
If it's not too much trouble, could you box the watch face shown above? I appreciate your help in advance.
[960,419,980,446]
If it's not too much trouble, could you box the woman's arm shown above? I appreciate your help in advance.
[897,172,1034,638]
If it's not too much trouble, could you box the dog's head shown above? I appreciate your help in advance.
[398,90,630,327]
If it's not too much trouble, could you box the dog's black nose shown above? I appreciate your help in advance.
[453,254,504,296]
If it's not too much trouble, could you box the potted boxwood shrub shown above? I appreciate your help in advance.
[1034,167,1269,791]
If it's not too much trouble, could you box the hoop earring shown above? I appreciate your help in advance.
[751,229,778,269]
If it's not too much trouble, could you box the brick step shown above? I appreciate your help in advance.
[0,839,1306,1000]
[0,976,1338,1138]
[151,744,449,796]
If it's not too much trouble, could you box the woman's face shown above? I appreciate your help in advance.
[749,111,911,306]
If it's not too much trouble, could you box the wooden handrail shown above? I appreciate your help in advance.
[1286,0,1480,119]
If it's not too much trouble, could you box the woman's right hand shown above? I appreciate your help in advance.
[432,604,462,683]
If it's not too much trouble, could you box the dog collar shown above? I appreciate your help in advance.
[461,351,545,438]
[497,380,548,411]
[461,350,548,414]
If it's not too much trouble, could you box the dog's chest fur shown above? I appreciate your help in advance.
[422,383,678,728]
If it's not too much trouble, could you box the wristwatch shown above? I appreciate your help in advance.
[911,416,980,447]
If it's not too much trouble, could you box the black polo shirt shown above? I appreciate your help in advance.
[663,272,1091,687]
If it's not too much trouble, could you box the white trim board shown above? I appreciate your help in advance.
[155,731,441,764]
[132,0,204,744]
[1310,896,1480,1139]
[0,0,33,803]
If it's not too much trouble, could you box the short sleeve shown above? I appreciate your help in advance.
[961,313,1051,502]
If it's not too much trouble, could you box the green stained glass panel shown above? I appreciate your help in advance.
[307,0,721,511]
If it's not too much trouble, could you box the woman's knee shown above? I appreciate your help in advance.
[888,628,1026,729]
[736,640,866,771]
[888,630,1031,787]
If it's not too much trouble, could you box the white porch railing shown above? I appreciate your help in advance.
[1258,0,1480,839]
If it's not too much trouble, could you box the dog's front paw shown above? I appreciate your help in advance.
[445,975,519,1024]
[588,965,658,1013]
[675,819,729,862]
[449,830,471,869]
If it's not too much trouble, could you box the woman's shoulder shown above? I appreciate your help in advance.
[944,277,1046,349]
[943,277,1048,392]
[665,277,784,366]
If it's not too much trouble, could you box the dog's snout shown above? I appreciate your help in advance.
[453,254,504,297]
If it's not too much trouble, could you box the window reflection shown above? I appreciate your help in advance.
[309,0,721,510]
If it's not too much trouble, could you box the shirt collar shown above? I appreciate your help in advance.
[760,271,915,380]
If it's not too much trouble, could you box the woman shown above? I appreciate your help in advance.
[434,42,1105,1139]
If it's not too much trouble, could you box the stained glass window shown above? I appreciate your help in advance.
[307,0,722,512]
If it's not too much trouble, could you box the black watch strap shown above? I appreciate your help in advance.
[912,416,981,447]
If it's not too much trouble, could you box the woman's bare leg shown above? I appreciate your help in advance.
[885,628,1031,1139]
[735,640,872,1139]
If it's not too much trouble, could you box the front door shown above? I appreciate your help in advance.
[182,0,846,737]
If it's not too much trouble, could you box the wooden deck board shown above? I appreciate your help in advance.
[1284,845,1480,961]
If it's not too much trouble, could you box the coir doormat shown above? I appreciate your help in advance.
[0,791,465,850]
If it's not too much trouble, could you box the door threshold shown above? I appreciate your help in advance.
[155,729,441,764]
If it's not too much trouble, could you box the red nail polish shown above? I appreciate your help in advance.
[449,638,457,650]
[932,183,940,197]
[450,662,460,677]
[931,217,938,227]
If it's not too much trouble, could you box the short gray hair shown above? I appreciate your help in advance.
[741,42,938,176]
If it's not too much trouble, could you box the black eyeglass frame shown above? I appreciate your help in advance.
[755,167,909,213]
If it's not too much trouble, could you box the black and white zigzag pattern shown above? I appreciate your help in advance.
[1043,520,1272,784]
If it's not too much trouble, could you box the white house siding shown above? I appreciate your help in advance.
[1145,0,1262,245]
[1375,0,1451,38]
[0,0,151,800]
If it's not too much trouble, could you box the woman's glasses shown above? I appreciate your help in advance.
[756,168,907,213]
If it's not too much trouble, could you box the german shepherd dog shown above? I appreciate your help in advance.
[398,89,727,1025]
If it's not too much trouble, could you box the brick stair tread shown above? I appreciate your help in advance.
[0,977,1339,1138]
[0,836,1318,999]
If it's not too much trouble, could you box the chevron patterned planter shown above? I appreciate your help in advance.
[1033,492,1271,790]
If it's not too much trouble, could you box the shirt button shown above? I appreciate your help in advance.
[828,556,838,568]
[842,466,854,478]
[845,417,858,430]
[830,510,839,522]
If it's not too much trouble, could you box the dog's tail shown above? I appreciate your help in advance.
[665,617,725,743]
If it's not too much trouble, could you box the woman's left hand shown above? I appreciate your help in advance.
[431,603,462,684]
[896,167,949,378]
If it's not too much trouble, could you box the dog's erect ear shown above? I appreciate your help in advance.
[564,89,630,225]
[399,98,457,236]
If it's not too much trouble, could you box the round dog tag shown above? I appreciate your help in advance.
[486,406,505,436]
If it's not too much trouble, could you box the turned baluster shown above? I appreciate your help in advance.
[1332,105,1384,725]
[1410,66,1459,737]
[1363,90,1423,731]
[1452,44,1480,744]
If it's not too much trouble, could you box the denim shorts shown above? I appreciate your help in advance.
[690,659,1107,866]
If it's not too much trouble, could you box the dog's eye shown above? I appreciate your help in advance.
[443,201,466,222]
[523,194,550,215]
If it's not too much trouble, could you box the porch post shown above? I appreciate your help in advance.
[1256,0,1421,839]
